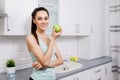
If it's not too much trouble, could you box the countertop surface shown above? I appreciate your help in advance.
[56,56,112,80]
[0,56,112,80]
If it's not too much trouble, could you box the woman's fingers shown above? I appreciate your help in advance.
[32,61,43,69]
[51,28,62,39]
[32,61,38,67]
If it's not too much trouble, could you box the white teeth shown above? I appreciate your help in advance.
[41,25,45,28]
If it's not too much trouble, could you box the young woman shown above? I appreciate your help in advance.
[26,7,64,80]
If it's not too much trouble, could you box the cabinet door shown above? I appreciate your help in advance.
[4,0,38,35]
[76,69,94,80]
[103,62,114,80]
[78,64,104,80]
[89,0,103,59]
[59,0,76,36]
[78,0,103,60]
[59,74,76,80]
[59,0,91,36]
[59,62,113,80]
[77,64,104,80]
[76,0,91,35]
[59,72,91,80]
[92,65,104,80]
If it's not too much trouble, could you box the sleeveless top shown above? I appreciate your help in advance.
[29,35,56,80]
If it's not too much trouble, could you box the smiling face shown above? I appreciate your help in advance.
[33,10,49,32]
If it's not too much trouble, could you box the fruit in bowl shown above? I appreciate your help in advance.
[53,24,61,33]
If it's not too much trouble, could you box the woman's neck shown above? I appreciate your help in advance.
[36,30,47,37]
[36,29,45,34]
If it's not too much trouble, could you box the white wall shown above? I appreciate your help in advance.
[0,36,78,73]
[0,36,32,73]
[56,36,78,59]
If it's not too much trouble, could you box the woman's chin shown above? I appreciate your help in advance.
[42,28,47,31]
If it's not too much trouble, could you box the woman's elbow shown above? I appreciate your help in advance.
[44,62,52,67]
[59,58,64,65]
[40,61,50,67]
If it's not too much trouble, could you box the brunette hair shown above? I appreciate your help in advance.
[31,7,49,44]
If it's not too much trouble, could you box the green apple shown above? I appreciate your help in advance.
[74,57,79,62]
[69,56,79,62]
[53,24,61,33]
[70,57,74,61]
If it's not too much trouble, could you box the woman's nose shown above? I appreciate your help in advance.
[42,19,45,23]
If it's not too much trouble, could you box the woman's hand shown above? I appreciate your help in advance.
[32,61,43,69]
[51,28,62,40]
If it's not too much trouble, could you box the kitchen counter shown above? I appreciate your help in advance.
[0,56,112,80]
[56,56,112,80]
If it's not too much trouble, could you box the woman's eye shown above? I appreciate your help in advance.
[38,17,42,20]
[44,17,48,20]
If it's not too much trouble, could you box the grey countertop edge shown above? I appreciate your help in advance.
[0,56,112,80]
[56,56,112,80]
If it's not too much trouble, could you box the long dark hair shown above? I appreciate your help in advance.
[31,7,49,44]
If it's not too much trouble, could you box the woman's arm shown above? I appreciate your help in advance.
[47,42,64,67]
[26,35,54,67]
[32,42,64,69]
[26,30,62,67]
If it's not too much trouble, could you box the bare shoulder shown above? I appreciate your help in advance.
[26,34,37,51]
[26,34,33,40]
[26,34,36,43]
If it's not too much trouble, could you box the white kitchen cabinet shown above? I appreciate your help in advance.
[103,62,114,80]
[59,0,98,36]
[77,0,104,60]
[92,62,113,80]
[59,74,77,80]
[76,69,94,80]
[91,65,104,80]
[0,0,38,35]
[59,0,77,36]
[59,0,104,59]
[59,62,113,80]
[59,66,99,80]
[0,14,7,34]
[89,0,104,59]
[59,65,102,80]
[77,65,104,80]
[87,62,113,80]
[59,70,93,80]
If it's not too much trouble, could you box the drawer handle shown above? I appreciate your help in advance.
[97,78,102,80]
[95,69,101,73]
[75,24,80,33]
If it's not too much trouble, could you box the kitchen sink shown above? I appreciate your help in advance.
[55,61,83,73]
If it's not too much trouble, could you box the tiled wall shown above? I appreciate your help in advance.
[56,36,78,59]
[0,36,78,73]
[0,36,32,73]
